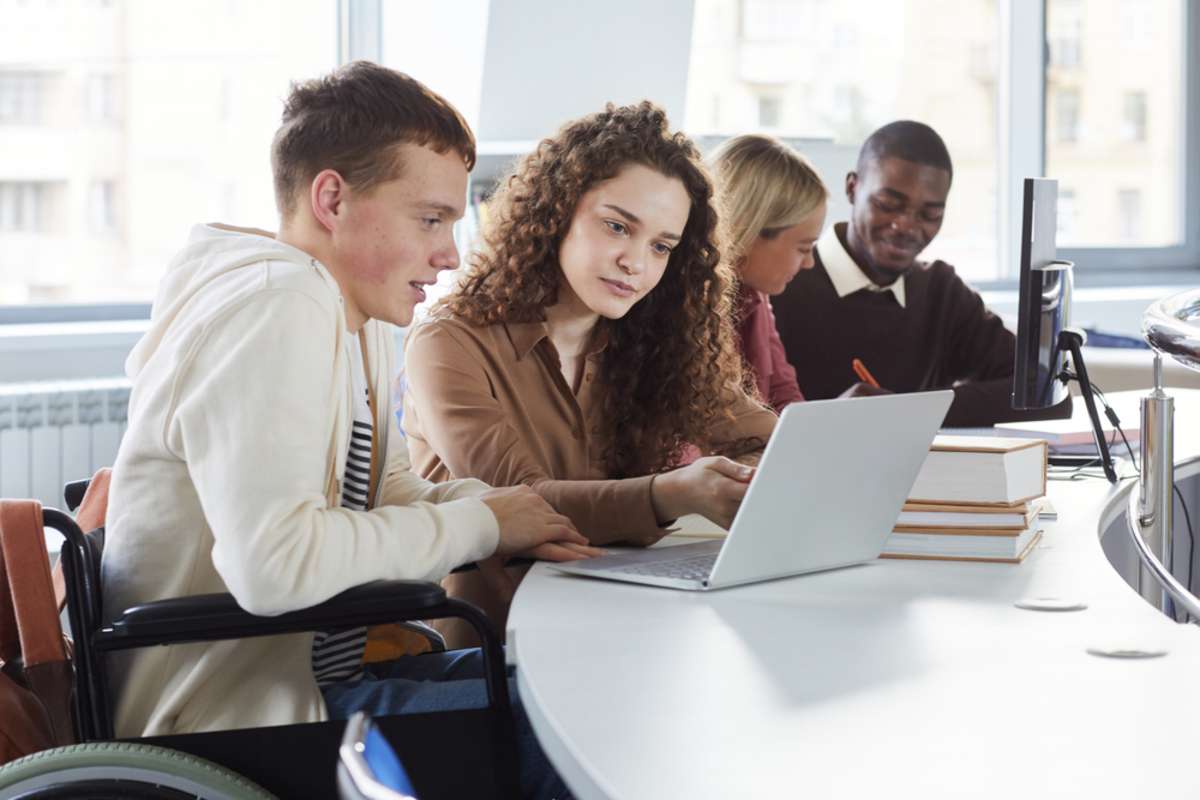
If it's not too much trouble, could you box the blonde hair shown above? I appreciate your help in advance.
[710,134,828,266]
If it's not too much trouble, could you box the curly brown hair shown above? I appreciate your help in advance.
[441,101,753,478]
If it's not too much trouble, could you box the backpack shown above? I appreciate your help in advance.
[0,500,75,764]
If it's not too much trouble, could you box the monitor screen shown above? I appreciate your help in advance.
[1012,178,1072,410]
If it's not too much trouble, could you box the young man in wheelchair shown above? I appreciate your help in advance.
[102,62,594,798]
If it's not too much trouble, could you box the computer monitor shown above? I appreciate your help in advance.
[1011,177,1116,482]
[1012,178,1071,410]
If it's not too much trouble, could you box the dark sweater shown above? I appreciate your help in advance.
[770,247,1072,427]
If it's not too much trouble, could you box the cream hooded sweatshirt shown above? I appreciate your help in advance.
[102,224,499,736]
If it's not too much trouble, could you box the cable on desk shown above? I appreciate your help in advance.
[1175,483,1196,615]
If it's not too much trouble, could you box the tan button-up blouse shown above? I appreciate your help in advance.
[402,315,777,545]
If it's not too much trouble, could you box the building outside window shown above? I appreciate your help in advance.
[0,72,42,124]
[1056,89,1081,144]
[85,73,119,123]
[0,182,44,233]
[1046,0,1184,250]
[1117,0,1151,42]
[1057,188,1077,242]
[1117,188,1142,242]
[0,0,1194,307]
[757,94,782,128]
[1121,90,1147,142]
[1048,0,1083,69]
[0,0,336,304]
[88,180,117,235]
[740,0,806,41]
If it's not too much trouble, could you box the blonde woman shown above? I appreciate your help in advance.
[710,134,828,412]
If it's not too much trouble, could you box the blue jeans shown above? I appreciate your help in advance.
[322,648,571,800]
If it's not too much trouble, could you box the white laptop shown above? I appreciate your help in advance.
[554,390,954,591]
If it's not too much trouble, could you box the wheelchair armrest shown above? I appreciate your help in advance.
[64,479,91,512]
[97,579,447,650]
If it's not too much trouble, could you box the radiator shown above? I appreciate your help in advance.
[0,378,130,512]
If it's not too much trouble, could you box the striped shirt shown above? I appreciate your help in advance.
[311,335,374,686]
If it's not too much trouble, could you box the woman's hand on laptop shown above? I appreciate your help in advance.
[651,456,755,530]
[482,486,588,557]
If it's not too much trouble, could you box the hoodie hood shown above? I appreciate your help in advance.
[126,224,338,378]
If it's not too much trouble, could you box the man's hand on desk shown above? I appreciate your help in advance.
[518,541,608,562]
[482,485,587,557]
[651,456,755,530]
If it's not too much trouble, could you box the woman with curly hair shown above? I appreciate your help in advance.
[710,134,827,412]
[401,102,777,641]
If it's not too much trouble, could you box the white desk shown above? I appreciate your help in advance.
[508,390,1200,799]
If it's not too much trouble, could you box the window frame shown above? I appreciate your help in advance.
[0,0,1196,323]
[1050,0,1200,275]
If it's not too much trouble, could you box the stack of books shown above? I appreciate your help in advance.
[881,435,1049,564]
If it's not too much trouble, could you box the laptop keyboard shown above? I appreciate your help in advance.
[611,553,718,582]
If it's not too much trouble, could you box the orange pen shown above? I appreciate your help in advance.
[851,358,881,389]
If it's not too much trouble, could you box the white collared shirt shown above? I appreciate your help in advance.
[817,223,907,308]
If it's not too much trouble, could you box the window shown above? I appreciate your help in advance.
[1048,0,1083,69]
[1121,91,1147,142]
[688,0,1196,278]
[88,180,117,235]
[0,182,45,233]
[1,0,1196,313]
[686,0,1000,281]
[741,0,806,41]
[218,77,233,123]
[1057,188,1077,241]
[968,42,994,81]
[0,0,337,305]
[1118,0,1151,42]
[0,72,43,124]
[1055,89,1080,143]
[1117,189,1142,242]
[1047,0,1186,252]
[85,74,118,123]
[832,23,856,51]
[757,95,782,128]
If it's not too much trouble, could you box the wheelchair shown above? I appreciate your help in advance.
[337,712,421,800]
[0,480,521,799]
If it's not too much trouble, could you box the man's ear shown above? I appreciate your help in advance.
[845,171,858,205]
[309,169,346,233]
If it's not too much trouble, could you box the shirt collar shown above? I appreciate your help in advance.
[503,319,609,361]
[818,223,907,308]
[504,320,550,360]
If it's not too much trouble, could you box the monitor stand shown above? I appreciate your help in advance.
[1056,329,1118,483]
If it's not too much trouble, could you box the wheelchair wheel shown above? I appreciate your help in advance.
[0,741,276,800]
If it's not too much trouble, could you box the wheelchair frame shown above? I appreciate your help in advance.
[38,479,522,799]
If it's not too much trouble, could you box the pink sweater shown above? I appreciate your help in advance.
[736,287,805,413]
